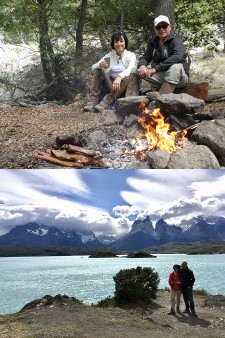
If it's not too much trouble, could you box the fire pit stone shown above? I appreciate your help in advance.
[87,130,108,150]
[146,149,170,169]
[114,96,149,116]
[93,109,125,126]
[191,120,225,157]
[155,93,205,115]
[167,143,220,169]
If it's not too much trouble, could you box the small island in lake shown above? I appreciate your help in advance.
[88,250,118,258]
[127,251,157,258]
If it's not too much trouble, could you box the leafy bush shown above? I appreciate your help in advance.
[97,296,115,307]
[113,266,160,305]
[194,289,209,296]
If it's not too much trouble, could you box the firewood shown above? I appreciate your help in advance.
[64,144,96,156]
[35,152,84,168]
[51,149,91,164]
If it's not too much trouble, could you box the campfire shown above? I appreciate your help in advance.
[35,102,199,168]
[125,102,190,162]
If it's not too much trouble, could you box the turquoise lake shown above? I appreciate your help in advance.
[1,253,224,315]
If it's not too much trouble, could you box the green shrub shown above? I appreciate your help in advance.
[113,266,160,306]
[194,289,209,296]
[97,296,115,307]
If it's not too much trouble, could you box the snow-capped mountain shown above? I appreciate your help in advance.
[0,223,103,248]
[111,215,225,251]
[1,216,225,251]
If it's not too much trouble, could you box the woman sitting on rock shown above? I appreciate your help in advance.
[83,31,139,113]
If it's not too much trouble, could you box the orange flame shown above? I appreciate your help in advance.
[130,102,188,158]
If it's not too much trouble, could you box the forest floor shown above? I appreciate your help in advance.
[0,291,225,338]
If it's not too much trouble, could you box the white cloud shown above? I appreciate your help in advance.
[121,170,225,226]
[189,175,225,199]
[1,169,225,238]
[112,205,141,216]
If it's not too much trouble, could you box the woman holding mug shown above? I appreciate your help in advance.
[83,31,138,113]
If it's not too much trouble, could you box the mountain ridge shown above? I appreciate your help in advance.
[1,215,225,251]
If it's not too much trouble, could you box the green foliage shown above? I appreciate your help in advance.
[97,296,116,307]
[0,0,224,101]
[89,250,118,258]
[113,266,160,305]
[194,289,209,296]
[1,1,224,51]
[174,0,225,50]
[127,251,157,258]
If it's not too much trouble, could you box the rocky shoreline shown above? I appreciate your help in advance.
[1,291,225,338]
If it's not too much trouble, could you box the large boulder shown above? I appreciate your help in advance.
[114,96,149,116]
[167,143,220,169]
[191,120,225,158]
[155,93,205,115]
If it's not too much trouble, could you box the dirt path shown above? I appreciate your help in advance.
[0,291,225,338]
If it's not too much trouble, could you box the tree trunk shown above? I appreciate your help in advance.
[75,0,88,58]
[37,0,55,85]
[154,0,175,25]
[37,0,73,102]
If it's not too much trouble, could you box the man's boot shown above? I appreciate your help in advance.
[176,307,181,313]
[168,308,175,315]
[94,79,128,113]
[159,82,176,95]
[125,73,140,97]
[183,308,190,314]
[83,71,104,112]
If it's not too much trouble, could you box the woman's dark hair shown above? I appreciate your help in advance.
[111,31,128,49]
[173,264,180,271]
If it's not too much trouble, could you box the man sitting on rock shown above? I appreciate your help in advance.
[138,15,190,95]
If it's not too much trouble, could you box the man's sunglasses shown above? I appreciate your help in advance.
[155,23,169,30]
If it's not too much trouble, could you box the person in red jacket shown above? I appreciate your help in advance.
[168,264,181,315]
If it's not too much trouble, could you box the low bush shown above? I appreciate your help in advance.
[113,266,160,306]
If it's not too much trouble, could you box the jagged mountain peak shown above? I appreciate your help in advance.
[1,215,225,251]
[131,215,154,235]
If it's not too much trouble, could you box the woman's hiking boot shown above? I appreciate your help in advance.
[83,70,104,112]
[83,97,98,112]
[94,94,115,113]
[176,307,181,313]
[94,80,128,113]
[168,309,175,315]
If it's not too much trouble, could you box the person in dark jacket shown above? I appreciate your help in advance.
[180,261,197,316]
[138,15,189,95]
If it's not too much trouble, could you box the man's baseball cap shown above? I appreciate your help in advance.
[154,15,170,27]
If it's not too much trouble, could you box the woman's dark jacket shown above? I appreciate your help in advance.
[180,268,195,289]
[138,32,189,77]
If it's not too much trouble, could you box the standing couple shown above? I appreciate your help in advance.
[168,261,197,316]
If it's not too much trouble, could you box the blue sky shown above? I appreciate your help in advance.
[0,169,225,237]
